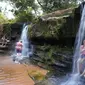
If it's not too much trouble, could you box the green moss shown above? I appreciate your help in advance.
[28,70,46,82]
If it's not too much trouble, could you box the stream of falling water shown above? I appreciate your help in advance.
[12,23,33,62]
[60,4,85,85]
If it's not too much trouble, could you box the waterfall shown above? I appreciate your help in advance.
[12,23,33,62]
[21,24,29,57]
[59,4,85,85]
[73,5,85,73]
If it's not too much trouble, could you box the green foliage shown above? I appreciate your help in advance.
[7,0,78,14]
[9,0,37,22]
[0,0,78,23]
[28,70,45,82]
[0,0,38,22]
[0,12,14,37]
[9,0,37,11]
[0,12,15,24]
[5,0,38,16]
[0,13,8,24]
[29,17,66,38]
[0,0,78,16]
[37,0,77,13]
[7,19,16,24]
[15,7,34,22]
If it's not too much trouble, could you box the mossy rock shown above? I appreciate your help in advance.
[28,70,47,82]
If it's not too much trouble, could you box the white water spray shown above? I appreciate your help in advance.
[21,24,29,57]
[60,74,82,85]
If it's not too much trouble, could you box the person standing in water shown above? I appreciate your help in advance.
[15,40,23,56]
[77,40,85,76]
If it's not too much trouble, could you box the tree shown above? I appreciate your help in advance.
[6,0,38,15]
[0,0,78,22]
[0,0,38,22]
[15,7,34,22]
[0,0,78,14]
[37,0,77,13]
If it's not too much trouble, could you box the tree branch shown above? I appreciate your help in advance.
[37,0,44,10]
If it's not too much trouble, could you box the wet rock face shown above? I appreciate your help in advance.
[29,16,76,39]
[11,23,23,34]
[74,2,85,21]
[31,37,75,47]
[30,45,73,76]
[10,23,23,40]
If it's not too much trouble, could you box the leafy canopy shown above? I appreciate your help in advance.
[37,0,78,13]
[0,0,78,14]
[0,0,38,22]
[0,0,79,22]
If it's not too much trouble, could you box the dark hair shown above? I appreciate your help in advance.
[19,40,22,42]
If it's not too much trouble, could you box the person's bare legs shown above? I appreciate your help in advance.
[77,58,83,74]
[77,58,85,77]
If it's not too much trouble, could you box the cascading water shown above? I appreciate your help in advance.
[59,4,85,85]
[19,23,33,60]
[21,24,29,57]
[12,23,33,62]
[73,5,85,73]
